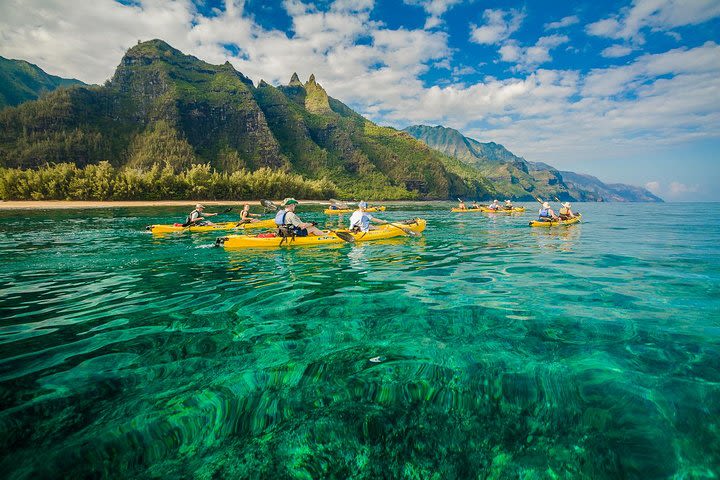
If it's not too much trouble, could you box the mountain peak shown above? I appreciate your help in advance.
[289,72,302,86]
[304,74,331,114]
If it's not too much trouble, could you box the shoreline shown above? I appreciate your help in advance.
[0,200,330,210]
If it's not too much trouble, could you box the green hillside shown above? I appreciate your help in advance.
[0,56,84,109]
[0,40,496,200]
[404,124,662,202]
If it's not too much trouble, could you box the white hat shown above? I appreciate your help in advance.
[504,199,511,203]
[542,202,550,208]
[195,203,204,209]
[562,202,571,208]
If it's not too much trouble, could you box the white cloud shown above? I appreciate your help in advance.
[404,0,462,29]
[645,181,661,194]
[469,8,525,45]
[601,44,634,58]
[499,34,570,71]
[669,181,698,195]
[544,15,580,30]
[0,0,718,183]
[587,0,720,42]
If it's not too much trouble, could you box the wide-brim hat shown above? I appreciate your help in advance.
[542,202,550,208]
[195,203,204,209]
[283,198,299,206]
[562,202,571,208]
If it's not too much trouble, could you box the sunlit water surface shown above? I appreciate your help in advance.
[1,202,719,479]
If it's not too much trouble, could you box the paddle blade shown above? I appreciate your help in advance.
[222,207,233,213]
[260,199,278,210]
[334,231,356,243]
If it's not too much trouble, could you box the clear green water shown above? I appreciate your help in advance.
[1,202,719,479]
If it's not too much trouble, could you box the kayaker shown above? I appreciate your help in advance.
[240,204,261,223]
[471,201,480,209]
[274,198,324,236]
[558,202,575,220]
[349,201,389,233]
[504,200,514,210]
[538,202,559,222]
[185,204,218,226]
[488,199,500,210]
[458,200,467,210]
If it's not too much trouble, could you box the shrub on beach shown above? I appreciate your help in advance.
[0,162,338,201]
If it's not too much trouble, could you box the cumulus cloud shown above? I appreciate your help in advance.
[0,0,718,176]
[645,181,661,194]
[404,0,462,29]
[587,0,720,43]
[601,44,634,58]
[544,15,580,30]
[469,8,525,45]
[499,34,570,71]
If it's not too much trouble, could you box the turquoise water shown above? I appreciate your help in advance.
[1,202,719,479]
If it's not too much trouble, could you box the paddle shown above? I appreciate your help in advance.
[331,230,355,243]
[386,221,418,236]
[182,207,233,227]
[260,199,279,211]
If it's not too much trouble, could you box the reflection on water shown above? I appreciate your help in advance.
[0,202,719,478]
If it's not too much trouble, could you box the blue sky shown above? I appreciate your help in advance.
[1,0,718,200]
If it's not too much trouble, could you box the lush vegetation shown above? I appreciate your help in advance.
[0,162,337,200]
[0,56,84,109]
[0,39,504,201]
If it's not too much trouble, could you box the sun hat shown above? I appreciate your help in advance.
[505,199,511,203]
[283,198,299,206]
[562,202,571,208]
[195,204,204,209]
[359,201,368,208]
[542,202,550,208]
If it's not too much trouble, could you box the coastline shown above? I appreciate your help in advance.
[0,200,331,210]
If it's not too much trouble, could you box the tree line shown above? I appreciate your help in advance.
[0,162,338,201]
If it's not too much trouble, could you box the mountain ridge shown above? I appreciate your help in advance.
[0,39,496,200]
[0,56,85,109]
[404,124,662,202]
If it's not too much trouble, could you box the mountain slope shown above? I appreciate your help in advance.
[0,40,496,200]
[0,56,85,109]
[405,124,662,202]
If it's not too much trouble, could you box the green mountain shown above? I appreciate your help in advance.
[404,125,663,202]
[0,56,85,109]
[0,40,496,200]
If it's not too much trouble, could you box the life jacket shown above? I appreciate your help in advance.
[539,208,551,218]
[274,210,307,241]
[274,210,287,226]
[185,209,201,224]
[559,207,570,215]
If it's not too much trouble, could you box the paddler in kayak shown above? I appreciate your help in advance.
[537,202,559,222]
[558,202,576,220]
[240,204,261,224]
[457,199,467,211]
[471,201,480,209]
[185,204,219,226]
[503,200,514,210]
[487,199,501,211]
[349,201,389,233]
[274,198,325,237]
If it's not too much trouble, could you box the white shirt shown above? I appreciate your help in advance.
[349,210,373,232]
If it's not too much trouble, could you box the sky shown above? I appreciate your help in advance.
[1,0,718,200]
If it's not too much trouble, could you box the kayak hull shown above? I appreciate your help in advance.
[451,207,525,213]
[529,213,582,227]
[148,218,276,234]
[324,206,386,214]
[218,219,426,249]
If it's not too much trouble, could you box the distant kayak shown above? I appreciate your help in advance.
[217,218,426,248]
[451,207,525,213]
[147,218,276,234]
[529,214,582,227]
[324,206,386,214]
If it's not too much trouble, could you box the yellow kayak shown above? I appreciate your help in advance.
[529,214,582,227]
[452,207,525,213]
[147,218,276,234]
[324,206,386,214]
[217,218,426,249]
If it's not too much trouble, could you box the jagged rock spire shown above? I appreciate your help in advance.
[289,72,302,86]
